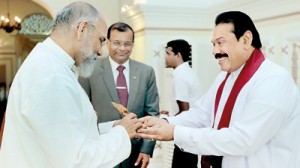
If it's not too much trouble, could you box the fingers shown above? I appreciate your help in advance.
[160,110,169,115]
[126,113,137,119]
[134,155,142,167]
[139,116,156,128]
[141,156,149,168]
[135,119,143,130]
[135,153,150,168]
[137,127,158,140]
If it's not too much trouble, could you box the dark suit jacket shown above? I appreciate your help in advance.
[79,56,159,168]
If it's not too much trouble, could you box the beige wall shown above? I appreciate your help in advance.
[33,0,121,26]
[1,0,300,93]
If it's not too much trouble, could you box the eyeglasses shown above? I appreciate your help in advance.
[89,24,107,46]
[109,40,133,48]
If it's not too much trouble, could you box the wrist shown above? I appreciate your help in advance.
[162,118,169,124]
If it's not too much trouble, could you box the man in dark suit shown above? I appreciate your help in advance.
[79,22,159,168]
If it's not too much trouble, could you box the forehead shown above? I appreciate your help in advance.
[94,18,107,37]
[166,47,173,53]
[110,29,133,40]
[211,23,235,42]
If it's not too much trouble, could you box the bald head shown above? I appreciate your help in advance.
[50,1,107,76]
[52,1,105,33]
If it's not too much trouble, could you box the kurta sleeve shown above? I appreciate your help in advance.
[23,74,131,168]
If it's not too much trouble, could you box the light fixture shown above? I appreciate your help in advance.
[121,5,129,13]
[0,0,22,33]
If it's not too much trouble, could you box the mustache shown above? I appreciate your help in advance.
[215,53,228,59]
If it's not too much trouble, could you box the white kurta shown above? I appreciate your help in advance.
[168,59,300,168]
[0,38,131,168]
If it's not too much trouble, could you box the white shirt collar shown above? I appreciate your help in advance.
[44,37,75,70]
[230,64,245,80]
[108,56,129,70]
[173,62,189,76]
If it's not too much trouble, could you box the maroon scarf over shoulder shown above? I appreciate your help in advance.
[215,49,265,129]
[202,49,265,168]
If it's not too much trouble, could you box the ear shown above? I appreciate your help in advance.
[242,30,253,50]
[76,21,89,40]
[177,52,184,62]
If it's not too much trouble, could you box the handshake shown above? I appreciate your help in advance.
[112,102,175,141]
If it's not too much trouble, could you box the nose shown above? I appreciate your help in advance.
[119,44,126,50]
[212,45,220,55]
[97,46,102,56]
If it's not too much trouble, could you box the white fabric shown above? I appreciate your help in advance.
[214,64,243,127]
[168,59,300,168]
[0,38,131,168]
[109,56,130,91]
[169,62,202,116]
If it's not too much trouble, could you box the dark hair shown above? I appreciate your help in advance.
[215,11,262,49]
[107,22,135,42]
[166,39,192,64]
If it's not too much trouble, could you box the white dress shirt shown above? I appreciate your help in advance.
[109,56,130,92]
[0,38,131,168]
[168,59,300,168]
[169,62,202,116]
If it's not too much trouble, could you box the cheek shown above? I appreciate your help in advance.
[165,56,171,62]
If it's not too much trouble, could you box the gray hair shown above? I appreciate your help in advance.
[53,1,100,31]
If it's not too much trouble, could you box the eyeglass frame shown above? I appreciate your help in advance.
[88,23,107,46]
[108,40,134,48]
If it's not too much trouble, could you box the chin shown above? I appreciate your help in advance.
[220,66,230,72]
[77,57,97,77]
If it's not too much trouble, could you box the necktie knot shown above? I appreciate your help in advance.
[117,65,125,72]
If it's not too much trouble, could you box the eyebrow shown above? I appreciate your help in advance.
[166,50,172,54]
[211,37,224,43]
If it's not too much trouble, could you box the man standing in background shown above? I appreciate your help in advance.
[163,39,202,168]
[79,22,159,168]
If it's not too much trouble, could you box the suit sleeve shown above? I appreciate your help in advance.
[78,76,91,99]
[140,67,159,156]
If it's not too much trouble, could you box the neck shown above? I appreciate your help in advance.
[50,31,75,60]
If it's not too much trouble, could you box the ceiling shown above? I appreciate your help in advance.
[132,0,236,8]
[0,0,51,21]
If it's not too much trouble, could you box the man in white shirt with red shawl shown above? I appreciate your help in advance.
[137,11,300,168]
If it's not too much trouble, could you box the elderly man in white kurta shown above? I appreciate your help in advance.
[137,11,300,168]
[0,2,141,168]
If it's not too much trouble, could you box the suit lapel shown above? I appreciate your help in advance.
[101,57,120,104]
[127,59,139,110]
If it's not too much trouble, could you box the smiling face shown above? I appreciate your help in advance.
[107,29,134,64]
[211,23,249,72]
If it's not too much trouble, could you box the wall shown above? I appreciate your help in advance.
[123,0,300,102]
[33,0,121,26]
[257,13,300,90]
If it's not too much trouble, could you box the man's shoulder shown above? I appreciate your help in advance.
[130,59,153,70]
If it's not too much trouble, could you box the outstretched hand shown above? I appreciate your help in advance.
[116,113,142,139]
[137,116,175,141]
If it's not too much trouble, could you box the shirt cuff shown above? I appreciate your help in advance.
[166,116,177,124]
[98,121,115,134]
